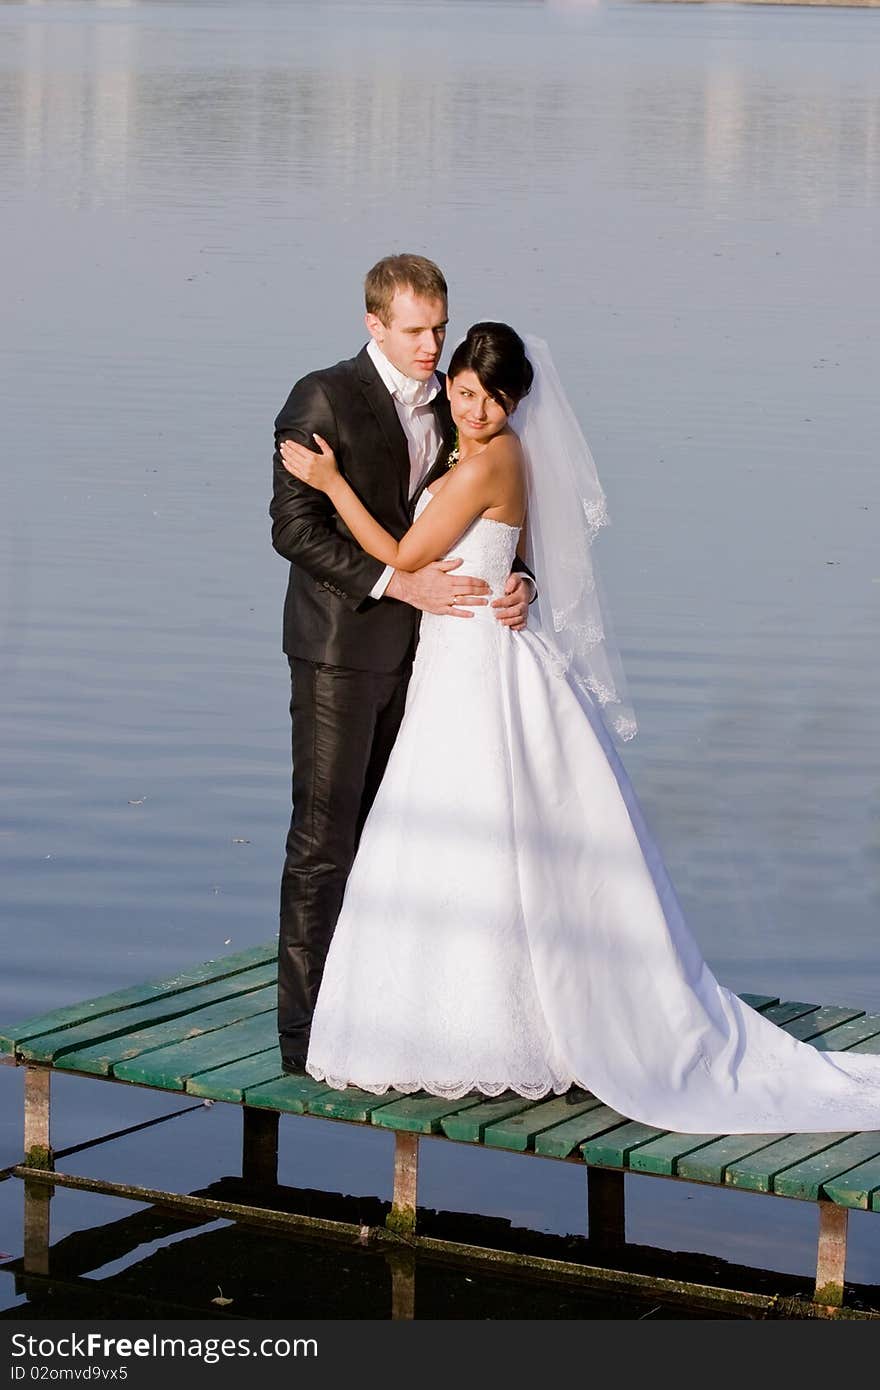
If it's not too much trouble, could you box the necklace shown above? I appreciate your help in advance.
[446,430,460,470]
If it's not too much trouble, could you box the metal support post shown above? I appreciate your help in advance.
[814,1202,848,1308]
[241,1107,280,1186]
[23,1067,53,1276]
[387,1132,419,1236]
[587,1167,626,1250]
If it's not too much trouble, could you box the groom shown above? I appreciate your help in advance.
[271,253,535,1075]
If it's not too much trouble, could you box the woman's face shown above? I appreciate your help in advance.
[446,369,510,444]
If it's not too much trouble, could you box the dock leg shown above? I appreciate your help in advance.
[387,1249,417,1320]
[241,1108,279,1186]
[587,1167,625,1250]
[23,1067,53,1276]
[387,1132,419,1237]
[814,1202,848,1308]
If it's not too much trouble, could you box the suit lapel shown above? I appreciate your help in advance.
[357,349,456,513]
[430,371,456,454]
[355,346,410,489]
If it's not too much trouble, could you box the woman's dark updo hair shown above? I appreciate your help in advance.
[447,322,534,414]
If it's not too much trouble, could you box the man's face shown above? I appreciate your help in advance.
[366,289,448,381]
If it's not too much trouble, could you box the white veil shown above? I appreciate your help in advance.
[512,336,637,743]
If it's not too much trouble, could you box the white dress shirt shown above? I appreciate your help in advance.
[366,339,444,600]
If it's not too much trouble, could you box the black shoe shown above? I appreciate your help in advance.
[565,1085,591,1105]
[281,1054,308,1076]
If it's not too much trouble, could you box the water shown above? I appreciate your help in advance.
[1,0,879,1313]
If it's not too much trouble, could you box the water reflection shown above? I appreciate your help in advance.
[0,1172,797,1319]
[3,2,879,218]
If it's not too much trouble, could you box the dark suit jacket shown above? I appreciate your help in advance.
[271,345,533,672]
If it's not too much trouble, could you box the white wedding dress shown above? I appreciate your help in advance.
[306,490,880,1134]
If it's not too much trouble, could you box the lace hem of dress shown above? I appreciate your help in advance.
[306,1065,584,1101]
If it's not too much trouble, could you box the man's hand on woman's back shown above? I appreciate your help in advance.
[386,559,490,617]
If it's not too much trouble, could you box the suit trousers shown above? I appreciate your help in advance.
[277,653,413,1058]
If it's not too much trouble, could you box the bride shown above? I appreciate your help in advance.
[280,321,880,1136]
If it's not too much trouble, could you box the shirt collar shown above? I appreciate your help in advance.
[367,339,439,408]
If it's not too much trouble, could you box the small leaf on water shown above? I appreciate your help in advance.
[211,1286,233,1307]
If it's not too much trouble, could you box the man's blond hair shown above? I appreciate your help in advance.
[364,254,448,323]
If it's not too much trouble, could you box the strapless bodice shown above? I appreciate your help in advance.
[414,488,520,621]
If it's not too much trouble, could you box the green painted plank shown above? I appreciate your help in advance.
[186,1048,285,1102]
[725,1133,854,1193]
[760,1001,820,1028]
[483,1095,599,1152]
[440,1094,538,1142]
[114,1011,277,1088]
[55,986,276,1077]
[783,1005,865,1043]
[813,1014,880,1052]
[306,1087,408,1123]
[17,964,278,1064]
[533,1101,626,1158]
[531,1104,630,1159]
[676,1134,788,1185]
[444,1095,597,1150]
[245,1074,339,1114]
[628,1131,723,1176]
[581,1120,665,1168]
[847,1033,880,1057]
[738,994,779,1011]
[0,942,276,1056]
[823,1155,880,1211]
[772,1133,880,1201]
[370,1094,486,1135]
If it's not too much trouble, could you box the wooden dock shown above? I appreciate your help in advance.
[3,941,880,1317]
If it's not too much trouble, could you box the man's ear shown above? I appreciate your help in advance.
[365,311,385,345]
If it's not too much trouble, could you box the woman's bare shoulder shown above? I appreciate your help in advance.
[480,428,524,473]
[451,429,523,490]
[490,427,524,459]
